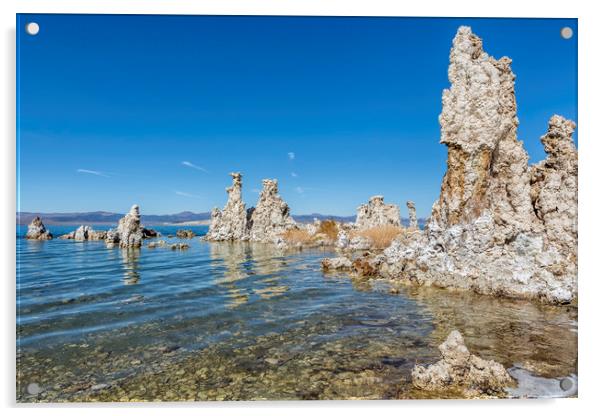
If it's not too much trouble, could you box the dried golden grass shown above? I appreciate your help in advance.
[282,228,313,244]
[317,220,339,241]
[354,225,405,249]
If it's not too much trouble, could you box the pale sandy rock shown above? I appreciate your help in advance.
[349,236,373,251]
[530,115,578,277]
[379,26,578,304]
[412,330,512,396]
[336,230,350,249]
[170,243,189,250]
[147,240,167,248]
[407,201,418,229]
[60,225,106,241]
[248,179,296,242]
[205,173,249,241]
[105,205,144,248]
[321,257,353,271]
[25,217,53,240]
[356,196,401,230]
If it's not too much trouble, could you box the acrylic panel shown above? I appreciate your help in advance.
[16,14,578,402]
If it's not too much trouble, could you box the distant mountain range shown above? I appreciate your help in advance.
[16,211,426,226]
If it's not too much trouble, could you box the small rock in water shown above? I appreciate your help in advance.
[412,330,512,397]
[176,229,195,239]
[25,217,53,240]
[265,358,279,365]
[321,257,352,271]
[159,345,181,354]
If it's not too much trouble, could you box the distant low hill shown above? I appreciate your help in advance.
[16,211,212,226]
[17,211,426,227]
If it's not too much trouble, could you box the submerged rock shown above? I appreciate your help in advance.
[59,225,106,241]
[105,205,144,248]
[248,179,296,242]
[147,240,167,248]
[175,229,195,239]
[25,217,52,240]
[170,243,190,250]
[321,257,353,271]
[142,228,159,238]
[412,330,512,396]
[356,196,401,230]
[204,173,249,241]
[379,26,578,304]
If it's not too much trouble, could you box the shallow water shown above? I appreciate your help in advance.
[16,225,577,401]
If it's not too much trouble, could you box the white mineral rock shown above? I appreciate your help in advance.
[407,201,418,229]
[204,172,249,241]
[105,205,144,248]
[248,179,296,242]
[356,196,401,230]
[25,217,52,240]
[412,330,512,396]
[379,26,578,304]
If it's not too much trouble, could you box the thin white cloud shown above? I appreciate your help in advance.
[175,190,201,198]
[288,152,295,160]
[291,172,298,178]
[77,169,109,178]
[251,188,261,194]
[295,186,304,194]
[181,161,209,173]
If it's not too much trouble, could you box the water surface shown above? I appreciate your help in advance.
[16,225,577,401]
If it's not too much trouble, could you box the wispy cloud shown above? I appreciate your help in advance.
[288,152,295,160]
[77,169,109,178]
[181,161,208,173]
[175,190,201,198]
[295,186,304,194]
[291,172,298,178]
[251,188,261,194]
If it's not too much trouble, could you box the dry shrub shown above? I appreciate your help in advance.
[317,220,339,241]
[282,228,313,244]
[356,225,404,249]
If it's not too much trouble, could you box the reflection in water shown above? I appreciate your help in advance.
[398,284,578,379]
[121,248,141,285]
[209,243,290,308]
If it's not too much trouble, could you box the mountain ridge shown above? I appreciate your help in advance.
[17,211,426,226]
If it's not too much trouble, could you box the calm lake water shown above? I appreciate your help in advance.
[16,225,577,401]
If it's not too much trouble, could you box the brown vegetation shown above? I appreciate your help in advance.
[281,228,313,245]
[353,225,404,249]
[317,220,339,241]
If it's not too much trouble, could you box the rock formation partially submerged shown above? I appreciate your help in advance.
[377,26,578,304]
[176,229,195,239]
[59,225,106,241]
[25,217,52,240]
[248,179,296,242]
[321,256,353,271]
[355,196,401,230]
[205,173,296,243]
[205,173,249,241]
[105,205,144,248]
[412,330,512,397]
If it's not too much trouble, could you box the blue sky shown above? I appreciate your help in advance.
[17,15,577,217]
